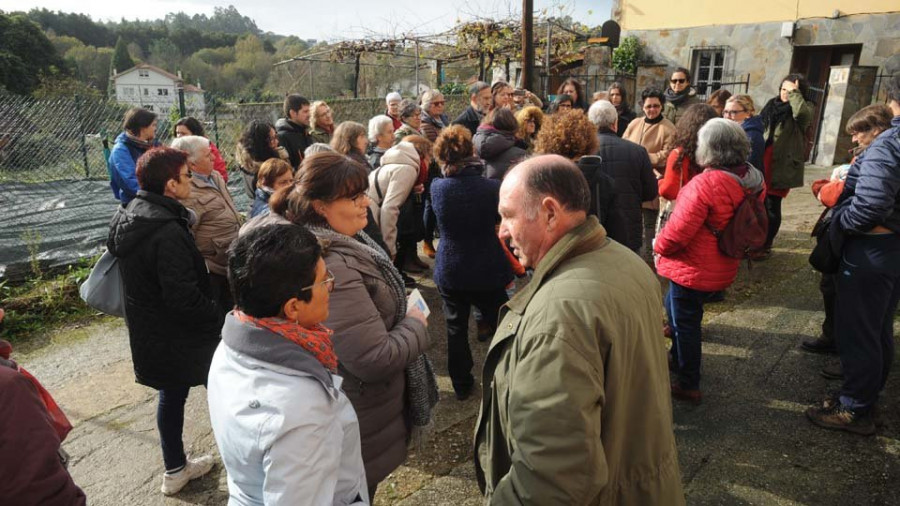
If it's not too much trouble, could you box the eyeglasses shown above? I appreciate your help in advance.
[644,104,662,109]
[723,108,747,116]
[301,269,335,293]
[432,101,445,106]
[558,103,573,109]
[670,78,687,84]
[180,169,193,180]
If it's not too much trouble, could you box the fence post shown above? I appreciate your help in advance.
[178,87,186,118]
[211,95,220,147]
[74,94,90,178]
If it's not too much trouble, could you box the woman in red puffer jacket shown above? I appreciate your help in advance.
[654,118,765,404]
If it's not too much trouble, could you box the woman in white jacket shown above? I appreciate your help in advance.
[207,224,368,505]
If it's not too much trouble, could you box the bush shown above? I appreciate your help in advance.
[612,35,644,75]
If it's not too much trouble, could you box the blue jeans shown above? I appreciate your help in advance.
[157,387,190,471]
[836,234,900,413]
[665,280,713,390]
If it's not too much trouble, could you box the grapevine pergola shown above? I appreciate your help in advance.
[273,17,619,98]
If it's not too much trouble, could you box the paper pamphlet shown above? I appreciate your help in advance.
[407,288,430,318]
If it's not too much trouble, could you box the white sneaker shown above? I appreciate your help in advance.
[160,455,215,496]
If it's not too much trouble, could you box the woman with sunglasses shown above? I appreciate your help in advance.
[724,95,765,173]
[663,67,701,125]
[208,224,369,505]
[624,88,676,262]
[269,152,436,502]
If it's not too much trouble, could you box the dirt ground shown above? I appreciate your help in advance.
[15,166,900,505]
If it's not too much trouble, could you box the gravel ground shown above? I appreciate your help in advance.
[15,166,900,505]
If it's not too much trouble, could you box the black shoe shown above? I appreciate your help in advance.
[820,362,843,380]
[707,291,725,303]
[401,272,417,289]
[476,320,494,343]
[801,336,837,355]
[454,383,474,401]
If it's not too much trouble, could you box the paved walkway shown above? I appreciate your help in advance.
[17,166,900,505]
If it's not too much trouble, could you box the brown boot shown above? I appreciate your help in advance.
[422,240,436,259]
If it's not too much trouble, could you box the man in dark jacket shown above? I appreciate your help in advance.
[276,94,312,169]
[588,100,658,252]
[107,147,222,495]
[452,81,491,136]
[806,73,900,436]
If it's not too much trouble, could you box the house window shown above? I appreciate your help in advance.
[143,88,149,96]
[691,47,727,96]
[121,87,134,96]
[157,88,169,96]
[138,70,149,78]
[145,105,154,111]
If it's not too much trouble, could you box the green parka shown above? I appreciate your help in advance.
[474,217,685,505]
[766,90,814,190]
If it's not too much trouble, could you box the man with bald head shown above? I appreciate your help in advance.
[473,155,685,505]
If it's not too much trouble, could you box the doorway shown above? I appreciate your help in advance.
[790,44,862,162]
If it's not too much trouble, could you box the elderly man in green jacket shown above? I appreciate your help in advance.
[474,154,685,505]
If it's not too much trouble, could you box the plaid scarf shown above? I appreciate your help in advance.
[234,310,338,373]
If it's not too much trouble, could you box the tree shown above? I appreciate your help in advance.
[148,38,181,70]
[0,13,65,95]
[111,36,134,74]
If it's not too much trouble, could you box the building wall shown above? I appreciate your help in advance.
[114,70,178,112]
[624,12,900,109]
[618,0,898,30]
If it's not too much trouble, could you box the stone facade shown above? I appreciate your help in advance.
[814,66,879,166]
[623,12,899,110]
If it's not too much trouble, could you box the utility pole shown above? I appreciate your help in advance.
[545,19,552,97]
[521,0,534,91]
[415,41,420,95]
[353,54,361,98]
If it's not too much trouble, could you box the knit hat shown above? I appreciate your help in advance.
[386,92,402,105]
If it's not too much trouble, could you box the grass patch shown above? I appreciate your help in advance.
[1,256,106,347]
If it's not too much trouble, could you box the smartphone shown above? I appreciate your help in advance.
[513,89,527,97]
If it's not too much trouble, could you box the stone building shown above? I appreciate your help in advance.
[614,0,899,164]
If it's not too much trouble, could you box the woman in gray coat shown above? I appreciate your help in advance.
[270,152,437,501]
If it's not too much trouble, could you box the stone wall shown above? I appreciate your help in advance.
[623,12,900,109]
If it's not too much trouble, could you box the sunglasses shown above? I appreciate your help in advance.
[644,104,662,109]
[432,101,446,105]
[301,269,336,293]
[670,78,687,84]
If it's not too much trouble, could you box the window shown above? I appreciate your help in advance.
[145,105,154,111]
[691,47,727,96]
[138,69,149,78]
[143,88,149,96]
[157,88,169,96]
[121,87,135,96]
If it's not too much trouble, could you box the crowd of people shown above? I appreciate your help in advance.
[7,69,898,505]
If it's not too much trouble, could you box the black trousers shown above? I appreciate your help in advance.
[819,273,836,343]
[209,272,233,316]
[437,285,508,394]
[764,195,783,249]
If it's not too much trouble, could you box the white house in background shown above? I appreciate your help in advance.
[112,63,206,114]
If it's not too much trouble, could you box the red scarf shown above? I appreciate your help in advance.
[235,311,338,373]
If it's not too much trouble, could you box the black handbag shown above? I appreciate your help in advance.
[809,206,845,274]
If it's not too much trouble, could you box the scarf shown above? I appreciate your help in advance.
[759,97,794,145]
[125,133,155,151]
[664,86,695,107]
[234,310,338,373]
[308,226,440,445]
[644,114,664,125]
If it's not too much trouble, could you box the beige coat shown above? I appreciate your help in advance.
[179,171,242,276]
[623,117,675,210]
[367,143,419,257]
[474,217,685,505]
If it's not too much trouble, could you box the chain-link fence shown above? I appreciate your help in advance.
[0,91,469,280]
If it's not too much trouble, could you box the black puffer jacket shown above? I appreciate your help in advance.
[107,191,223,390]
[575,155,615,231]
[594,131,658,251]
[473,126,527,180]
[275,118,312,169]
[452,105,483,137]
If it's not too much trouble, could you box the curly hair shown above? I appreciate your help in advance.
[557,77,587,110]
[515,106,544,140]
[672,103,720,177]
[433,125,474,174]
[534,109,598,160]
[239,120,279,162]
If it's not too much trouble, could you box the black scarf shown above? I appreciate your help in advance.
[664,86,695,107]
[759,97,793,144]
[644,114,664,125]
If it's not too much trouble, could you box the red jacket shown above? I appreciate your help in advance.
[655,167,766,291]
[658,148,693,201]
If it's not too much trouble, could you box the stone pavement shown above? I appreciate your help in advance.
[16,166,900,505]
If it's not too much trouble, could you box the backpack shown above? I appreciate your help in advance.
[706,172,768,259]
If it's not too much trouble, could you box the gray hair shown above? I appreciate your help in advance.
[368,115,393,143]
[304,143,334,157]
[696,118,750,168]
[170,135,209,163]
[469,81,490,98]
[587,100,618,130]
[399,99,420,121]
[385,92,402,105]
[421,89,444,111]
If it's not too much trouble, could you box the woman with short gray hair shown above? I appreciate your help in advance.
[654,118,765,405]
[419,90,448,142]
[394,99,423,143]
[367,115,395,169]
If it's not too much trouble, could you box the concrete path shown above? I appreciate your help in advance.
[15,166,900,505]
